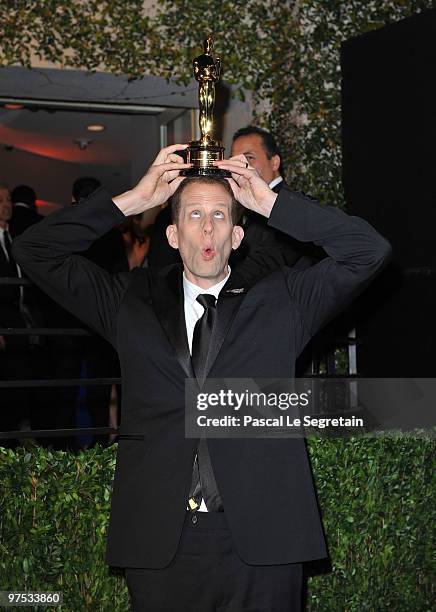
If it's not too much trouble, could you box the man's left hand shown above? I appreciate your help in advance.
[214,156,277,218]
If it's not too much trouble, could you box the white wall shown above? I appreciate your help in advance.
[130,115,161,185]
[222,88,254,156]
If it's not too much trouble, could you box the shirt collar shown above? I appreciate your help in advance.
[269,176,283,190]
[183,266,231,302]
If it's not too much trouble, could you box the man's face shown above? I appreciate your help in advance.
[166,182,244,289]
[0,188,12,226]
[231,134,280,184]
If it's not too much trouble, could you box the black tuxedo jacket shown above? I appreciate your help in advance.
[232,180,324,281]
[13,186,391,569]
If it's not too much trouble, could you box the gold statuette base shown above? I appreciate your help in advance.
[180,142,231,178]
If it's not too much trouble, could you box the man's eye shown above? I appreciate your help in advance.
[214,211,225,218]
[190,210,201,218]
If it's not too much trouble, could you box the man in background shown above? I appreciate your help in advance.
[0,184,32,443]
[72,177,128,445]
[73,177,128,274]
[45,176,128,448]
[231,125,284,191]
[10,184,43,236]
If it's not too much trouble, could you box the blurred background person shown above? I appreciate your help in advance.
[72,177,129,447]
[10,184,43,236]
[37,176,128,449]
[0,183,33,446]
[119,206,160,270]
[9,183,51,442]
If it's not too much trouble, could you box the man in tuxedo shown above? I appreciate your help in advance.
[9,185,43,237]
[230,126,323,274]
[13,145,391,611]
[232,126,326,375]
[231,125,284,190]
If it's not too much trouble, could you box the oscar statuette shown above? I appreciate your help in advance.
[180,37,231,177]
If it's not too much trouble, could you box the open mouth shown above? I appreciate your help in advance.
[201,247,215,260]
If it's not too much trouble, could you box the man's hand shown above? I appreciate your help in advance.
[214,156,277,218]
[113,144,191,216]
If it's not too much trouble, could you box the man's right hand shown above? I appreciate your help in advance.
[113,144,191,216]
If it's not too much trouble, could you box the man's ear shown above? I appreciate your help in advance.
[166,224,179,250]
[271,154,281,173]
[231,225,244,250]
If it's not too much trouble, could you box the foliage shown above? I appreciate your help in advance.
[0,437,434,611]
[307,434,435,611]
[0,3,434,609]
[0,1,434,208]
[0,444,129,611]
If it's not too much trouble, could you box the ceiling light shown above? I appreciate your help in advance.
[4,103,24,110]
[74,138,93,150]
[86,124,105,132]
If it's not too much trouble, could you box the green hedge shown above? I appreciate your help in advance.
[0,437,434,611]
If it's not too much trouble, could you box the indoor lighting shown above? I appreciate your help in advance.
[4,103,24,110]
[86,124,105,132]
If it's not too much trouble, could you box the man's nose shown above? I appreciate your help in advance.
[202,216,214,234]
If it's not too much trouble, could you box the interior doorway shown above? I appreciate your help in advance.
[0,66,197,211]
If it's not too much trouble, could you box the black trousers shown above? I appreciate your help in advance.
[125,512,302,612]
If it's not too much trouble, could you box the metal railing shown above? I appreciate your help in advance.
[0,276,358,441]
[1,276,120,442]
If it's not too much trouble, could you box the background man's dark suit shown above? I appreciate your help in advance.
[9,204,43,237]
[0,237,32,436]
[13,185,390,569]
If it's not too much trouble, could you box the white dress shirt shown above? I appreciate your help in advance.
[183,266,231,512]
[240,176,283,225]
[0,225,38,352]
[0,226,24,302]
[0,225,11,262]
[269,175,283,191]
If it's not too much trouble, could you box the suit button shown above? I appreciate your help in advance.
[191,514,198,525]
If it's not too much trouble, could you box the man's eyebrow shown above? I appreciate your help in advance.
[184,201,229,208]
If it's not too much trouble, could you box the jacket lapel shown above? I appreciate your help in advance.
[203,270,259,380]
[150,265,194,379]
[150,265,261,383]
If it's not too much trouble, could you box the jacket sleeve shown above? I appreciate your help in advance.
[268,186,392,340]
[12,187,131,347]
